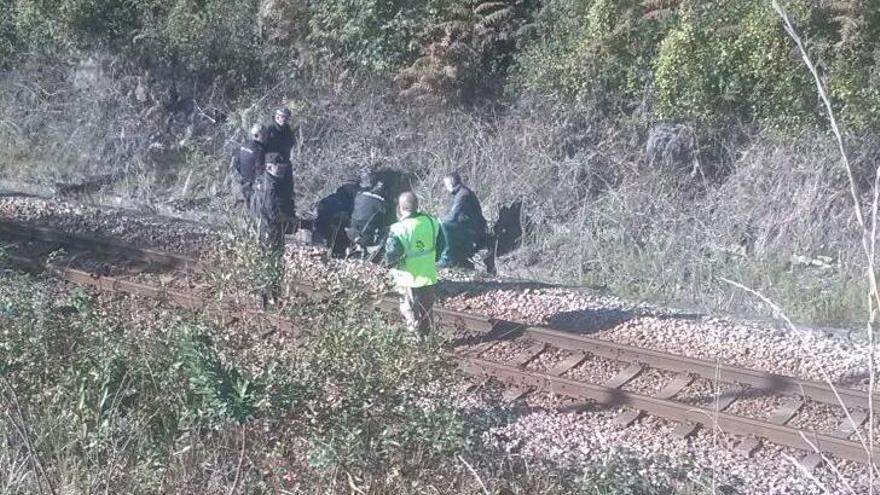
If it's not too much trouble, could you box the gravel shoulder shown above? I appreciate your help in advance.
[2,196,875,388]
[2,196,878,494]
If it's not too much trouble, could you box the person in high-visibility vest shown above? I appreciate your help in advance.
[384,192,446,335]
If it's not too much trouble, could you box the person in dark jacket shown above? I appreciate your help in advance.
[264,107,295,163]
[257,153,295,307]
[314,178,359,257]
[438,172,492,272]
[259,153,295,251]
[234,123,266,207]
[347,180,388,260]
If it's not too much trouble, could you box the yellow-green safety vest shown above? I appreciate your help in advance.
[389,213,439,288]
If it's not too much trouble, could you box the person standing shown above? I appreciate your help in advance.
[264,107,295,163]
[234,123,266,209]
[257,153,295,307]
[384,192,445,336]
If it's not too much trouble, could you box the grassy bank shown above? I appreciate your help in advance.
[2,1,879,329]
[0,264,716,494]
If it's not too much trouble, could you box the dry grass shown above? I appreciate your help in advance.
[0,51,877,329]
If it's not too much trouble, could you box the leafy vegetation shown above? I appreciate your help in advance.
[0,270,716,493]
[1,0,879,329]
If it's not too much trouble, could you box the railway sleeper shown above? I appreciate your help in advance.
[457,356,880,465]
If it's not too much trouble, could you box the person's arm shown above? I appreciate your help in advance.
[444,191,464,224]
[255,148,266,177]
[286,172,296,219]
[435,218,447,263]
[384,234,405,267]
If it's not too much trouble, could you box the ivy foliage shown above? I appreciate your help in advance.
[1,0,880,128]
[514,0,880,128]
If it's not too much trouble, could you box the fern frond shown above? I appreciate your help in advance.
[477,7,513,30]
[474,1,508,15]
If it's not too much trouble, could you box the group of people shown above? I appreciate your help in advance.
[233,107,495,334]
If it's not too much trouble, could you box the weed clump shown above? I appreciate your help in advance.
[0,271,716,493]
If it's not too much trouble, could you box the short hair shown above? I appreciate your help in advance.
[444,172,462,186]
[250,123,265,137]
[275,107,292,118]
[398,192,418,214]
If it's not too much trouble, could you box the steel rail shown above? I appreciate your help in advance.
[433,307,878,410]
[2,243,877,465]
[457,356,879,465]
[2,219,875,409]
[2,221,876,410]
[2,253,301,337]
[0,219,196,269]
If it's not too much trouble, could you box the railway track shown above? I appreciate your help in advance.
[0,218,877,469]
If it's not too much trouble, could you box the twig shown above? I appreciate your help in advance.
[794,432,858,495]
[0,376,57,495]
[227,425,248,495]
[770,1,878,486]
[784,454,833,495]
[720,277,874,460]
[457,454,489,495]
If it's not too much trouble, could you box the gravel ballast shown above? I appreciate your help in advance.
[2,195,878,494]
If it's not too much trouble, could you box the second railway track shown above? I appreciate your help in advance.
[0,218,877,469]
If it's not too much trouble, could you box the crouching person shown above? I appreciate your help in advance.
[438,172,495,274]
[258,153,295,307]
[347,180,388,261]
[384,192,445,336]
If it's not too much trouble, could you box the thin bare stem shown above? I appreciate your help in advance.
[458,455,489,495]
[720,277,874,462]
[227,426,248,495]
[770,1,878,485]
[0,377,57,495]
[784,454,833,495]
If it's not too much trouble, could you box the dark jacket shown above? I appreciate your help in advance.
[349,191,387,244]
[384,212,446,268]
[235,139,265,191]
[315,187,356,241]
[442,185,486,235]
[259,166,295,223]
[265,122,295,161]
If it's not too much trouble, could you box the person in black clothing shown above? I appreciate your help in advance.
[257,153,295,307]
[314,178,359,257]
[264,107,295,163]
[234,123,266,207]
[347,180,388,260]
[438,172,495,273]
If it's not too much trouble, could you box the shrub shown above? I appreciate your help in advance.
[513,0,880,127]
[398,0,541,103]
[307,0,447,73]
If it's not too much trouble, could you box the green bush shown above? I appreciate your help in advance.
[158,0,263,82]
[307,0,450,73]
[514,0,880,128]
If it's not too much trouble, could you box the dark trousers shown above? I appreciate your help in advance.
[440,222,496,274]
[259,218,288,304]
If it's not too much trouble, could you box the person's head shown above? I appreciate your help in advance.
[265,153,285,177]
[250,123,265,143]
[397,192,418,219]
[274,107,292,127]
[341,175,360,195]
[443,172,462,193]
